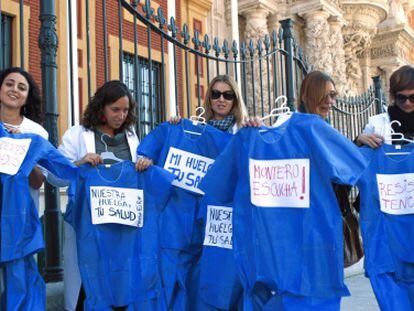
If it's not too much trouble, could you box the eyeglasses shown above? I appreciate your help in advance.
[395,93,414,104]
[324,91,338,101]
[211,89,235,101]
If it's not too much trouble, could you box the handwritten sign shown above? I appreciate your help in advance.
[0,137,31,175]
[164,147,214,194]
[249,158,310,208]
[377,173,414,215]
[90,186,144,227]
[203,205,233,249]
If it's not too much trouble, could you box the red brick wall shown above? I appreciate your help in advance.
[95,0,172,86]
[12,0,184,116]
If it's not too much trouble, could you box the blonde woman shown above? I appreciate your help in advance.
[136,75,250,171]
[169,74,248,133]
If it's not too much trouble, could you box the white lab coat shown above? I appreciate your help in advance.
[362,112,393,144]
[59,125,138,311]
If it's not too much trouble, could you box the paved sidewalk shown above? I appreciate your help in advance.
[341,259,379,311]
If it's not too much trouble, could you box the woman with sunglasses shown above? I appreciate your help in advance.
[357,65,414,147]
[298,70,337,118]
[167,75,248,133]
[300,69,364,273]
[201,75,248,133]
[136,75,249,171]
[355,65,414,310]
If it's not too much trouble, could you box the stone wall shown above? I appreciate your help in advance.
[206,0,414,98]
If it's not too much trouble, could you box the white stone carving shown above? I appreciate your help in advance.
[343,30,372,93]
[304,11,333,75]
[389,0,407,23]
[329,18,348,95]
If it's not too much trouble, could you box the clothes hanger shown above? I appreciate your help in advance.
[385,120,414,156]
[185,107,206,135]
[260,95,291,123]
[259,95,291,131]
[100,133,123,163]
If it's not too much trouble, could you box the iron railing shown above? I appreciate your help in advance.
[0,0,388,282]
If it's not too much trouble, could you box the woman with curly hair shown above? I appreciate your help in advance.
[60,80,138,167]
[0,67,48,200]
[58,80,139,310]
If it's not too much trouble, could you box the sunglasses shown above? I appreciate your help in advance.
[324,91,338,101]
[211,90,235,101]
[395,93,414,104]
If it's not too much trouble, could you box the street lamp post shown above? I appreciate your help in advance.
[38,0,62,282]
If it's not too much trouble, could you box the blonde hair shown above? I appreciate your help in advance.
[203,75,248,127]
[299,71,336,114]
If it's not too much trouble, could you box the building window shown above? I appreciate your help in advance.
[123,53,163,137]
[0,14,13,69]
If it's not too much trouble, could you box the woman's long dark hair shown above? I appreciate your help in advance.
[0,67,43,123]
[82,80,137,132]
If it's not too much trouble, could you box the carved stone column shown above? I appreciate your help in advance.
[342,3,387,93]
[240,7,272,116]
[329,17,347,95]
[267,13,281,35]
[303,10,333,75]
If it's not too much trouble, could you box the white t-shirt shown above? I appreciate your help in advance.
[4,116,49,139]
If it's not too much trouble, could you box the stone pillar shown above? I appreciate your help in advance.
[241,8,271,116]
[267,13,281,36]
[343,28,372,94]
[303,10,333,75]
[342,4,387,93]
[329,17,347,95]
[267,13,282,104]
[224,0,241,81]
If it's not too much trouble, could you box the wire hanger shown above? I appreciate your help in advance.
[189,106,206,125]
[385,120,414,156]
[260,95,291,122]
[185,107,206,136]
[100,133,123,163]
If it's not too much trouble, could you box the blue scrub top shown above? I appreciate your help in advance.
[357,144,414,280]
[137,119,231,250]
[200,113,368,299]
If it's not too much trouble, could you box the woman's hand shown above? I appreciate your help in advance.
[242,116,263,127]
[135,156,153,172]
[168,116,182,124]
[356,133,383,148]
[29,167,45,189]
[74,153,103,166]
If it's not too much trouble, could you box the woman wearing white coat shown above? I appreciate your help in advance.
[58,80,139,310]
[357,65,414,147]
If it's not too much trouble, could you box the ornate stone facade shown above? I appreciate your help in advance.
[206,0,414,97]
